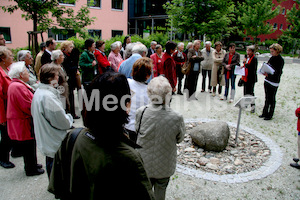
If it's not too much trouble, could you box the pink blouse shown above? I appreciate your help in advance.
[108,51,123,72]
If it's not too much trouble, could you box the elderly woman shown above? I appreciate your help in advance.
[211,41,226,98]
[31,63,73,178]
[0,46,14,168]
[108,41,123,72]
[7,62,44,176]
[150,44,164,77]
[242,45,257,113]
[222,43,240,103]
[17,50,38,90]
[125,57,152,142]
[94,40,111,74]
[60,41,80,119]
[49,72,154,199]
[259,43,284,120]
[173,42,187,95]
[136,76,185,200]
[51,50,70,113]
[184,42,193,55]
[79,38,97,88]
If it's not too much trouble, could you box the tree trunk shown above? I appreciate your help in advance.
[33,13,39,57]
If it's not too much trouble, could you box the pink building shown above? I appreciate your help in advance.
[0,0,128,49]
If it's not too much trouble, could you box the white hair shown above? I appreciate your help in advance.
[51,50,63,61]
[124,43,136,59]
[150,41,157,46]
[8,61,27,79]
[177,42,184,48]
[193,40,201,46]
[17,50,31,61]
[186,42,193,49]
[116,41,122,48]
[111,42,119,51]
[205,41,212,46]
[147,76,172,104]
[132,43,148,56]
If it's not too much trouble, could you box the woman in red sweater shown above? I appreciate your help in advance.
[94,40,111,75]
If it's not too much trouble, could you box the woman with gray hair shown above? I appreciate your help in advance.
[51,50,70,113]
[136,76,185,200]
[150,44,164,77]
[7,61,44,176]
[17,50,38,90]
[108,41,123,72]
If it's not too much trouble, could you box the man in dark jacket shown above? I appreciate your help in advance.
[147,41,157,58]
[41,38,56,66]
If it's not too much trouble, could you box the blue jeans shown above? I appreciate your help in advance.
[224,73,236,97]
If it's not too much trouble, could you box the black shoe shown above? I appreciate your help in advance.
[26,168,45,176]
[36,164,43,169]
[293,158,299,163]
[264,117,272,120]
[73,115,80,119]
[259,114,265,118]
[0,160,15,169]
[177,91,183,95]
[290,163,300,169]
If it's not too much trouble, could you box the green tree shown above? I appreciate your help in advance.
[280,4,300,55]
[1,0,95,55]
[163,0,236,41]
[237,0,279,48]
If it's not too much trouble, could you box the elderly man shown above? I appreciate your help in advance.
[119,43,148,79]
[34,42,46,75]
[0,33,6,46]
[186,40,204,100]
[17,50,39,90]
[201,41,214,93]
[41,38,57,66]
[147,41,157,58]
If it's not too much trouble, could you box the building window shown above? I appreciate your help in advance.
[88,0,101,8]
[112,30,123,37]
[273,23,278,30]
[48,29,76,41]
[288,25,292,30]
[88,29,102,38]
[112,0,123,10]
[0,27,11,43]
[280,24,283,30]
[58,0,75,5]
[282,8,285,15]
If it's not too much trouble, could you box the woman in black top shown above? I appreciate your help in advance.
[242,45,258,113]
[259,43,284,120]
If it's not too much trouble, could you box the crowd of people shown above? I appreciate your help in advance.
[0,31,287,199]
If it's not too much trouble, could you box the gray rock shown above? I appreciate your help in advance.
[197,157,209,166]
[189,121,230,152]
[206,163,219,170]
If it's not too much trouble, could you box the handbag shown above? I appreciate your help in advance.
[181,62,191,75]
[238,78,245,87]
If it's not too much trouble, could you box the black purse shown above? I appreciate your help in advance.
[238,78,244,87]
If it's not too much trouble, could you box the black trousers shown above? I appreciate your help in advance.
[262,81,278,118]
[13,140,38,172]
[186,71,200,98]
[244,81,256,107]
[176,65,184,93]
[202,69,212,91]
[0,125,12,162]
[69,87,76,117]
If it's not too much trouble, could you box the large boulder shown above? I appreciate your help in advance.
[189,121,230,152]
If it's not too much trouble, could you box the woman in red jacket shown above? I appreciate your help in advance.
[94,40,111,75]
[162,41,177,94]
[150,44,164,77]
[7,62,44,176]
[0,46,14,169]
[291,106,300,169]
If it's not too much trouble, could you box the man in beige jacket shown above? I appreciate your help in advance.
[201,41,214,93]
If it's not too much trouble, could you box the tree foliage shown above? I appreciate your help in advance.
[1,0,95,55]
[237,0,279,45]
[163,0,235,41]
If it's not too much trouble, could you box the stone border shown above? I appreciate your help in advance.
[176,118,283,183]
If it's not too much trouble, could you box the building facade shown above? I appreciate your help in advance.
[0,0,128,49]
[251,0,299,42]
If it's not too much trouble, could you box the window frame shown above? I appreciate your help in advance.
[88,0,101,9]
[111,30,123,37]
[111,0,123,11]
[48,29,76,42]
[273,23,278,30]
[0,27,12,44]
[88,29,102,38]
